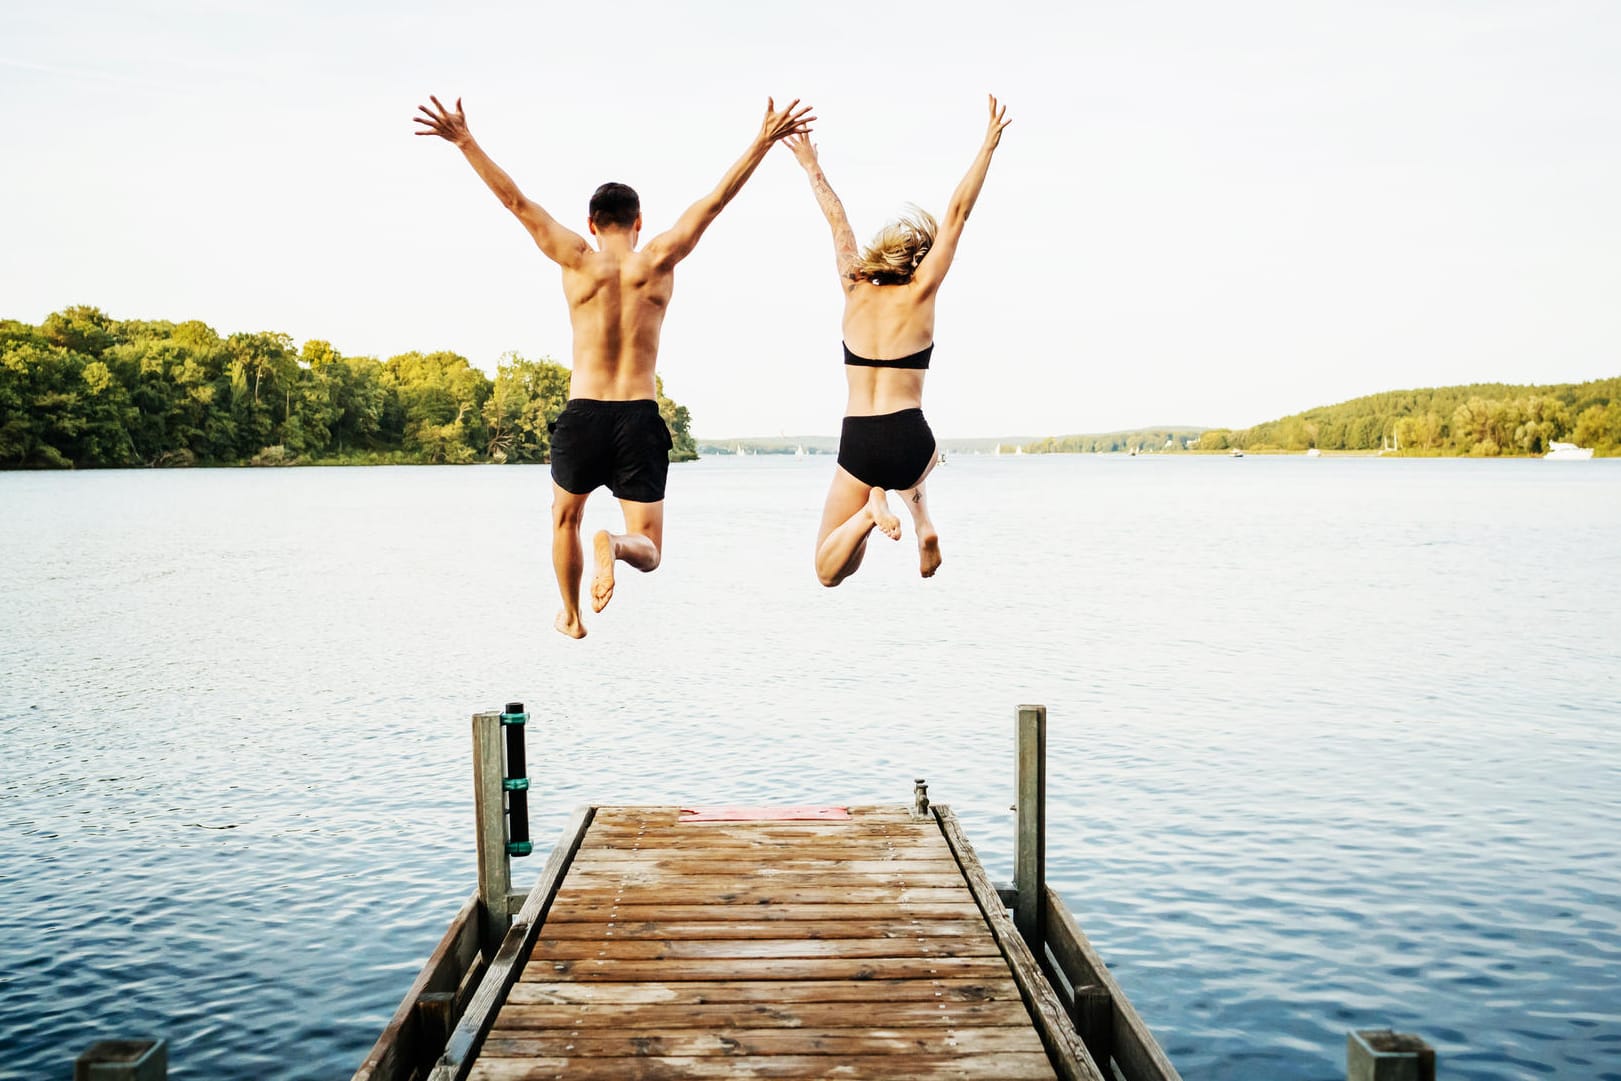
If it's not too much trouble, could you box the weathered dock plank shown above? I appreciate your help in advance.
[545,902,985,922]
[488,999,1039,1030]
[505,979,1024,1006]
[531,936,1004,960]
[480,1029,1047,1056]
[468,1054,1062,1079]
[521,956,1021,982]
[537,919,991,941]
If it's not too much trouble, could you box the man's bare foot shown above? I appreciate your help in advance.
[554,610,586,639]
[868,487,901,540]
[590,530,615,613]
[919,529,943,578]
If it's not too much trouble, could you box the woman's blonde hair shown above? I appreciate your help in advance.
[848,207,937,285]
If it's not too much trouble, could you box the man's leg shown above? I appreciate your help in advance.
[899,479,942,578]
[815,468,900,588]
[551,484,592,638]
[591,499,664,613]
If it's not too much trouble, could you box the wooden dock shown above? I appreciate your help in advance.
[453,803,1086,1079]
[353,705,1186,1081]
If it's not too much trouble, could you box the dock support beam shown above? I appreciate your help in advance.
[471,709,510,949]
[1347,1030,1435,1081]
[1015,704,1047,947]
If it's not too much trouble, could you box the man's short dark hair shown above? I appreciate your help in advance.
[589,182,640,229]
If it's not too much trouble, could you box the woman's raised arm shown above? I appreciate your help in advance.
[784,134,860,282]
[912,95,1011,295]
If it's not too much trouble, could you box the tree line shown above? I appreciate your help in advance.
[0,306,698,468]
[1025,428,1205,454]
[1025,378,1621,456]
[1191,378,1621,456]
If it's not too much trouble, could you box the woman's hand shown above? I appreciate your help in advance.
[983,94,1011,150]
[782,132,820,170]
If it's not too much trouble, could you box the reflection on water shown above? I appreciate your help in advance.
[1,456,1618,1079]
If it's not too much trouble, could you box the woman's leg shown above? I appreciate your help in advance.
[815,467,900,587]
[898,479,942,578]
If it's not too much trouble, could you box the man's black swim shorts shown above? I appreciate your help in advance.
[549,398,673,503]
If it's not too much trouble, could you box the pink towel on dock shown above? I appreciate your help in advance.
[677,806,851,822]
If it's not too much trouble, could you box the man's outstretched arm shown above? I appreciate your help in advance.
[415,95,590,269]
[647,97,815,268]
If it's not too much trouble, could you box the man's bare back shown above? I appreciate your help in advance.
[560,244,673,402]
[415,93,813,637]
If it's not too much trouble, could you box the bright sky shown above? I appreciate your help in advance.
[4,1,1618,437]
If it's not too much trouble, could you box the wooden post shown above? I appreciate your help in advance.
[74,1040,166,1081]
[1070,985,1113,1071]
[911,778,930,819]
[471,709,510,950]
[1347,1030,1435,1081]
[1015,704,1047,947]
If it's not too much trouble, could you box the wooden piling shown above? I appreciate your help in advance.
[73,1040,166,1081]
[1016,704,1047,948]
[470,709,510,948]
[1347,1030,1435,1081]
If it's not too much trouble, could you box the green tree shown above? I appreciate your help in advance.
[385,350,492,460]
[1573,402,1621,452]
[656,376,698,462]
[484,352,570,462]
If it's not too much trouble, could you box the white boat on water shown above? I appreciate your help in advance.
[1230,447,1244,458]
[1545,442,1594,460]
[1305,448,1322,457]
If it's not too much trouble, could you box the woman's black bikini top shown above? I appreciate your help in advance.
[843,342,933,370]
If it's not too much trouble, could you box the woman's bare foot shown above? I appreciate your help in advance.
[590,530,615,613]
[554,610,586,639]
[918,529,943,578]
[868,487,901,540]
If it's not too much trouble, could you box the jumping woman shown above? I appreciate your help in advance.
[784,95,1010,586]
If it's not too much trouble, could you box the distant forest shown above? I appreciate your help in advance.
[1195,377,1621,456]
[1026,428,1205,454]
[1028,377,1621,457]
[0,306,697,468]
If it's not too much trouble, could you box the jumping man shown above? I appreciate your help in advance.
[415,95,814,637]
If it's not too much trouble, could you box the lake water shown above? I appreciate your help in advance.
[1,455,1618,1080]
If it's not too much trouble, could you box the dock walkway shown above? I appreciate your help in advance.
[450,804,1092,1080]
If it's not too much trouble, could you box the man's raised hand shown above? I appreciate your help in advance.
[414,95,472,147]
[759,98,816,146]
